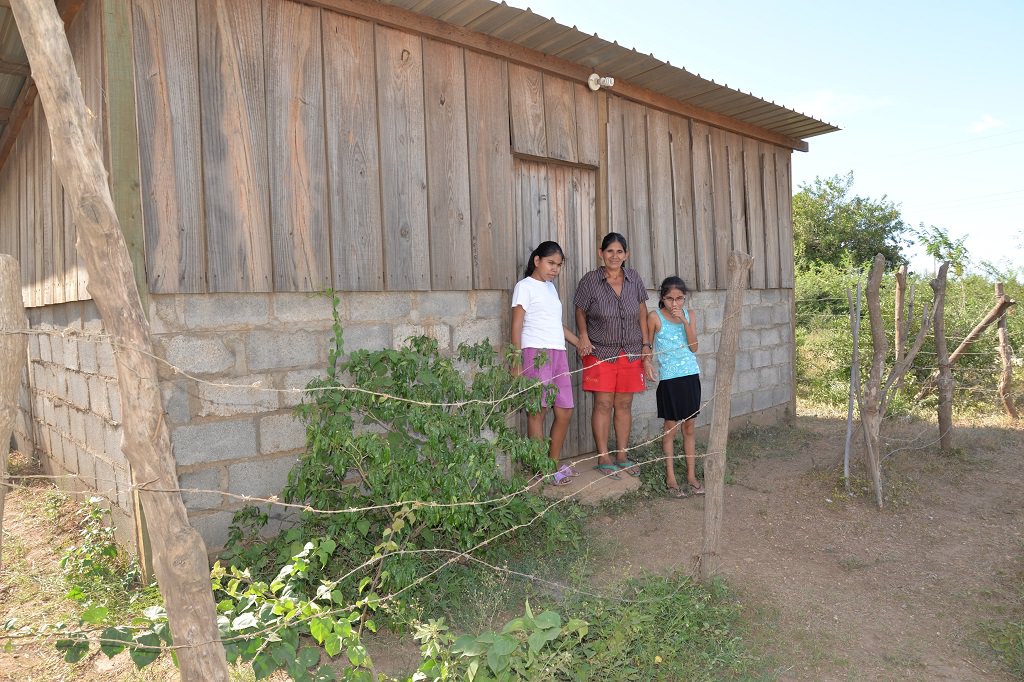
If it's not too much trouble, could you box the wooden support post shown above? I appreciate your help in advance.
[0,255,27,571]
[843,281,862,491]
[996,283,1018,419]
[10,2,230,679]
[698,250,751,583]
[930,263,953,451]
[915,293,1017,400]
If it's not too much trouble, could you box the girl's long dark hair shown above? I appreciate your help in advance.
[524,241,565,277]
[601,232,628,252]
[658,276,689,309]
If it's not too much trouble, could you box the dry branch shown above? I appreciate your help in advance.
[931,264,953,450]
[996,283,1018,419]
[914,293,1017,400]
[699,250,752,583]
[10,2,229,678]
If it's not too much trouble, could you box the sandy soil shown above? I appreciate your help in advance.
[584,413,1023,680]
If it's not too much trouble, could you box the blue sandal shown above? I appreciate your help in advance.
[593,463,622,480]
[616,459,641,477]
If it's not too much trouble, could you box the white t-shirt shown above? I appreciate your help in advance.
[511,276,565,350]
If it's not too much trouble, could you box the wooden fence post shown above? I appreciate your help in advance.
[698,251,751,583]
[9,2,230,678]
[931,263,953,451]
[0,255,28,571]
[996,283,1018,419]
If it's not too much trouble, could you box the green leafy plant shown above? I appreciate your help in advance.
[222,295,582,626]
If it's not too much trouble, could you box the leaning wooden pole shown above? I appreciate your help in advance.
[930,263,953,451]
[996,283,1019,419]
[698,251,752,583]
[0,255,28,571]
[860,254,887,509]
[10,2,229,679]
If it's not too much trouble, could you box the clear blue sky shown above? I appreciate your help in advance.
[511,0,1024,275]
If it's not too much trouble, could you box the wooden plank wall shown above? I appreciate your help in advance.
[602,94,793,291]
[0,0,798,305]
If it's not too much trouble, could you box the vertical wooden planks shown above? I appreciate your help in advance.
[264,0,329,292]
[508,63,546,157]
[605,95,627,239]
[375,25,429,290]
[709,127,731,290]
[465,50,514,290]
[104,0,147,307]
[775,148,794,288]
[574,83,599,166]
[0,151,16,259]
[669,115,697,288]
[36,105,54,305]
[423,39,472,290]
[621,100,651,283]
[647,108,675,285]
[542,74,577,163]
[743,137,766,289]
[18,131,35,305]
[322,12,383,291]
[690,122,715,290]
[761,142,781,288]
[132,0,205,293]
[726,132,748,265]
[198,0,272,292]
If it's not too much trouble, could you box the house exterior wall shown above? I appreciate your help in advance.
[2,0,798,553]
[13,288,792,552]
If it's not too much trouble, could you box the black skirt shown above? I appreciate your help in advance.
[656,374,701,422]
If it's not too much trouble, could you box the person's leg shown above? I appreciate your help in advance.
[683,418,702,489]
[612,392,634,464]
[663,419,678,489]
[549,407,572,463]
[592,392,614,466]
[527,407,546,442]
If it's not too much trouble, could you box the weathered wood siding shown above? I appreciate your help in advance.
[0,0,797,304]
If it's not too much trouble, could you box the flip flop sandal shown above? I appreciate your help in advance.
[550,470,573,486]
[688,482,705,495]
[616,459,641,477]
[593,463,622,480]
[667,486,689,499]
[558,464,580,478]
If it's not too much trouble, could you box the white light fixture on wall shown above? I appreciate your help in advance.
[587,73,614,91]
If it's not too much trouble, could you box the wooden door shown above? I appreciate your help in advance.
[514,159,597,458]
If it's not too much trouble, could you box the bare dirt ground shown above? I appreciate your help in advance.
[585,411,1024,681]
[2,412,1022,680]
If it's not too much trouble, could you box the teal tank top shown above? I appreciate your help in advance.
[653,308,700,380]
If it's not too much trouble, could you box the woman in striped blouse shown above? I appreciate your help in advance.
[573,233,651,479]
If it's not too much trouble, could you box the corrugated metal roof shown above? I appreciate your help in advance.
[0,0,839,151]
[380,0,839,141]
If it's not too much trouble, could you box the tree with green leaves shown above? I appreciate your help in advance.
[793,172,911,270]
[914,223,970,276]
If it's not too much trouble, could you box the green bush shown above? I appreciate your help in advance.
[222,295,583,628]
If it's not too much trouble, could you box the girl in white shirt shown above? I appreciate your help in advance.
[511,241,581,480]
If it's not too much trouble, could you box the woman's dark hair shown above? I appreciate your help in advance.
[524,241,565,277]
[658,276,689,309]
[600,232,628,252]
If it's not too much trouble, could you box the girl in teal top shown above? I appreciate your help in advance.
[644,276,704,498]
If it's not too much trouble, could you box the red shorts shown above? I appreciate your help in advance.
[582,353,645,393]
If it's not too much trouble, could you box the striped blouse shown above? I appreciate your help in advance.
[573,267,649,361]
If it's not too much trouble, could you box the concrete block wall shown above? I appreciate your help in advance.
[17,301,134,546]
[15,286,793,555]
[148,290,508,552]
[633,288,795,440]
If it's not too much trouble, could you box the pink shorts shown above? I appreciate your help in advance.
[582,352,645,393]
[522,347,574,409]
